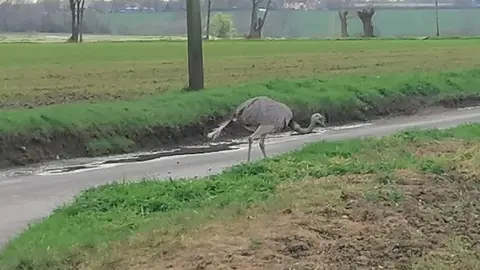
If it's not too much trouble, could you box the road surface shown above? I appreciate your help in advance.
[2,106,480,247]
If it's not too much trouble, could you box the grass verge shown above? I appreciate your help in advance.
[1,39,480,109]
[2,123,480,269]
[2,68,480,168]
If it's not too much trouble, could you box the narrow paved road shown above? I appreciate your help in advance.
[2,106,480,247]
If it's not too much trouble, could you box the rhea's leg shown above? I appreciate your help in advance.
[259,134,267,158]
[247,137,253,162]
[248,125,274,162]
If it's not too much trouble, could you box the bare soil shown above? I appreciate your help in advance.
[114,169,480,270]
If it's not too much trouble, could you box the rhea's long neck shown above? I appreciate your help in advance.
[291,120,316,134]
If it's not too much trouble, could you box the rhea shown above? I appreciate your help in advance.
[207,96,326,162]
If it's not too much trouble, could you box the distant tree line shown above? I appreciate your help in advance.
[0,0,478,41]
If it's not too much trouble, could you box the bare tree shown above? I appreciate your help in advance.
[337,0,353,38]
[68,0,86,42]
[0,1,10,32]
[0,0,19,32]
[247,0,272,39]
[338,10,349,37]
[78,0,86,41]
[204,0,213,39]
[357,7,375,37]
[68,0,77,41]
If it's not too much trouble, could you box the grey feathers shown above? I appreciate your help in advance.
[234,96,293,132]
[207,96,325,162]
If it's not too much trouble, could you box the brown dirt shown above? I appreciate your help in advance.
[107,169,480,270]
[1,95,480,169]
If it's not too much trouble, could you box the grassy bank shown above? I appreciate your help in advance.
[1,39,480,109]
[1,68,480,168]
[2,123,480,269]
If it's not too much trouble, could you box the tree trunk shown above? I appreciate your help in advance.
[79,0,85,42]
[248,1,259,39]
[75,1,80,40]
[338,10,349,37]
[357,8,375,37]
[247,0,271,39]
[205,0,212,39]
[3,16,7,32]
[68,0,78,42]
[248,17,262,39]
[2,4,11,32]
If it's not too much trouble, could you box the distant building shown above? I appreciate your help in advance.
[283,0,319,10]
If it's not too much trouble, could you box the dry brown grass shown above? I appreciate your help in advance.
[83,171,479,270]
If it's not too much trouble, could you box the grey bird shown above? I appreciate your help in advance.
[207,96,326,162]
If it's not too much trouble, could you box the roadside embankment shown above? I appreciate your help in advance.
[1,68,480,168]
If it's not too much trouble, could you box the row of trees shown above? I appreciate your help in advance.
[65,0,280,42]
[202,0,376,40]
[0,0,377,42]
[339,7,375,37]
[201,0,274,39]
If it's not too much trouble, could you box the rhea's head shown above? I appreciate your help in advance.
[311,113,326,126]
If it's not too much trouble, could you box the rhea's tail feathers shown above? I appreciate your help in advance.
[207,119,233,141]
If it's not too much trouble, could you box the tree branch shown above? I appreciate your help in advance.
[258,0,272,29]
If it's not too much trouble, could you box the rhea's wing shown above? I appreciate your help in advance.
[234,96,265,118]
[237,97,293,130]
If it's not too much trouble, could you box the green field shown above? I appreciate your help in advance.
[1,124,480,269]
[1,39,480,109]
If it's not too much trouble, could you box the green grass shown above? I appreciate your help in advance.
[1,39,480,109]
[1,68,479,135]
[1,38,477,68]
[2,123,480,269]
[1,65,480,167]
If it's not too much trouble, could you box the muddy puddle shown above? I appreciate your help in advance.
[0,141,243,178]
[0,121,374,179]
[40,141,243,175]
